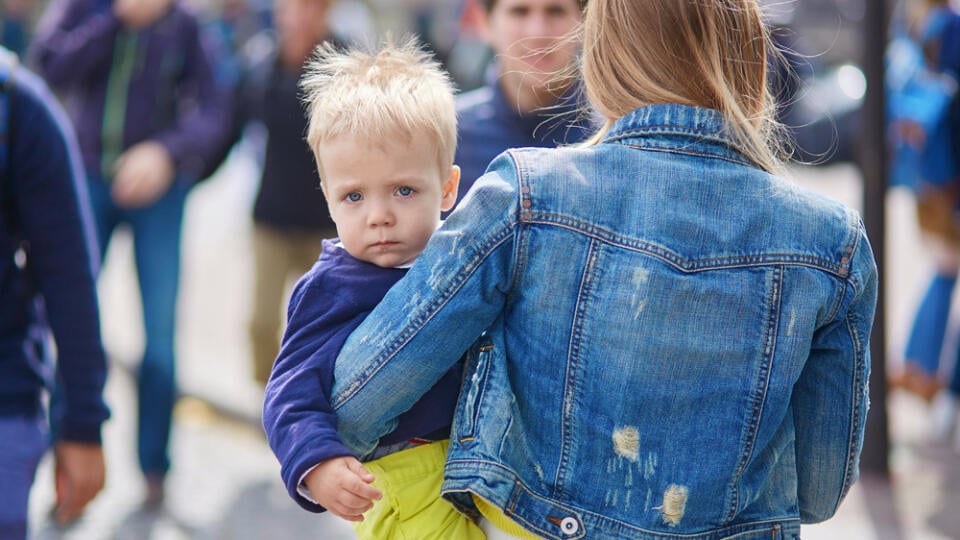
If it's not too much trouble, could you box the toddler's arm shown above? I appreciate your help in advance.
[303,456,382,522]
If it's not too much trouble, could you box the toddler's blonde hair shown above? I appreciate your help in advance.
[581,0,785,173]
[302,37,457,179]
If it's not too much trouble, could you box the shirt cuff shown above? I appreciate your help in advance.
[297,463,322,504]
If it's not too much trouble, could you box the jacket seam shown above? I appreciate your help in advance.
[553,238,600,498]
[725,265,782,523]
[520,213,850,277]
[604,124,730,141]
[622,143,756,167]
[510,149,529,294]
[838,291,868,510]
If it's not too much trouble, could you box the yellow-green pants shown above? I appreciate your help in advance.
[353,440,485,540]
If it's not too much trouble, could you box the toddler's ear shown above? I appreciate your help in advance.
[440,165,461,212]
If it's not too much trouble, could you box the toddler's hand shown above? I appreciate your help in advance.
[304,456,382,522]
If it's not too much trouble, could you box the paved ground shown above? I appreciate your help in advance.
[23,152,960,539]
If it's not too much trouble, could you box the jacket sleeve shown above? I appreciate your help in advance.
[196,45,270,182]
[792,218,878,523]
[332,153,522,457]
[29,0,122,86]
[262,272,360,513]
[13,67,109,444]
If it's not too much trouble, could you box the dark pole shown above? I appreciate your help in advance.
[858,0,890,476]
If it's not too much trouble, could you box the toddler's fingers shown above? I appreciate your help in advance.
[328,504,366,523]
[335,491,376,516]
[345,476,382,503]
[346,458,376,483]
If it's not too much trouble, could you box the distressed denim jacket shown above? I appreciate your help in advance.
[333,104,878,540]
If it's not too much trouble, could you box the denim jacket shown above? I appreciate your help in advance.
[333,104,878,540]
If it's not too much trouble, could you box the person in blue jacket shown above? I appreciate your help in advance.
[29,0,230,506]
[0,47,109,539]
[451,0,594,209]
[261,38,480,539]
[889,0,960,446]
[218,0,343,387]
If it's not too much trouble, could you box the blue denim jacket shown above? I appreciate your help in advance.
[333,104,878,540]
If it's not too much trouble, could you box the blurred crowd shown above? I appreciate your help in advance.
[0,0,497,91]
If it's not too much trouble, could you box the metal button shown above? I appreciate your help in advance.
[560,516,580,535]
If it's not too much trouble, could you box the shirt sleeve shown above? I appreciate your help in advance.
[12,67,109,443]
[792,218,877,523]
[29,0,122,86]
[262,272,360,513]
[332,154,522,457]
[151,13,233,183]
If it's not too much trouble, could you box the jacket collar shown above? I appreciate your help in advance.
[602,104,757,167]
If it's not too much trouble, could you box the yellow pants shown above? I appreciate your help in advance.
[353,440,485,540]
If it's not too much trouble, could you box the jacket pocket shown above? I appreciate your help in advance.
[454,333,495,442]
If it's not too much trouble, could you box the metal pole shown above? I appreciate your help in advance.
[858,0,891,476]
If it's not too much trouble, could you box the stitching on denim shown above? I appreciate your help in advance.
[521,213,849,277]
[725,266,782,523]
[845,219,866,292]
[553,238,599,499]
[820,215,861,323]
[620,142,756,168]
[839,309,867,507]
[604,124,726,140]
[512,150,531,294]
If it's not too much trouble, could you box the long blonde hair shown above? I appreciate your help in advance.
[581,0,785,173]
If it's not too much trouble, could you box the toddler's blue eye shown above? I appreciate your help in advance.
[397,186,414,197]
[346,193,362,202]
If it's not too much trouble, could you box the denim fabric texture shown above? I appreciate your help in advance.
[332,104,878,540]
[86,176,186,476]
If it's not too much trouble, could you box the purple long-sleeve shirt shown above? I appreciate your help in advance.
[29,0,229,182]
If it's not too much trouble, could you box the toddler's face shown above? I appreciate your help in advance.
[319,133,459,268]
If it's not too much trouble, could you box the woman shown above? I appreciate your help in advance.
[331,1,878,538]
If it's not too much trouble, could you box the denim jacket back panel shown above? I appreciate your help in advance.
[332,105,878,539]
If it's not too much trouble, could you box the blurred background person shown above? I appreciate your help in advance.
[451,0,595,209]
[887,0,960,447]
[215,0,346,387]
[0,0,38,55]
[29,0,230,508]
[0,46,109,538]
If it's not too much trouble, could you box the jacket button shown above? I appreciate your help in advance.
[560,516,580,535]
